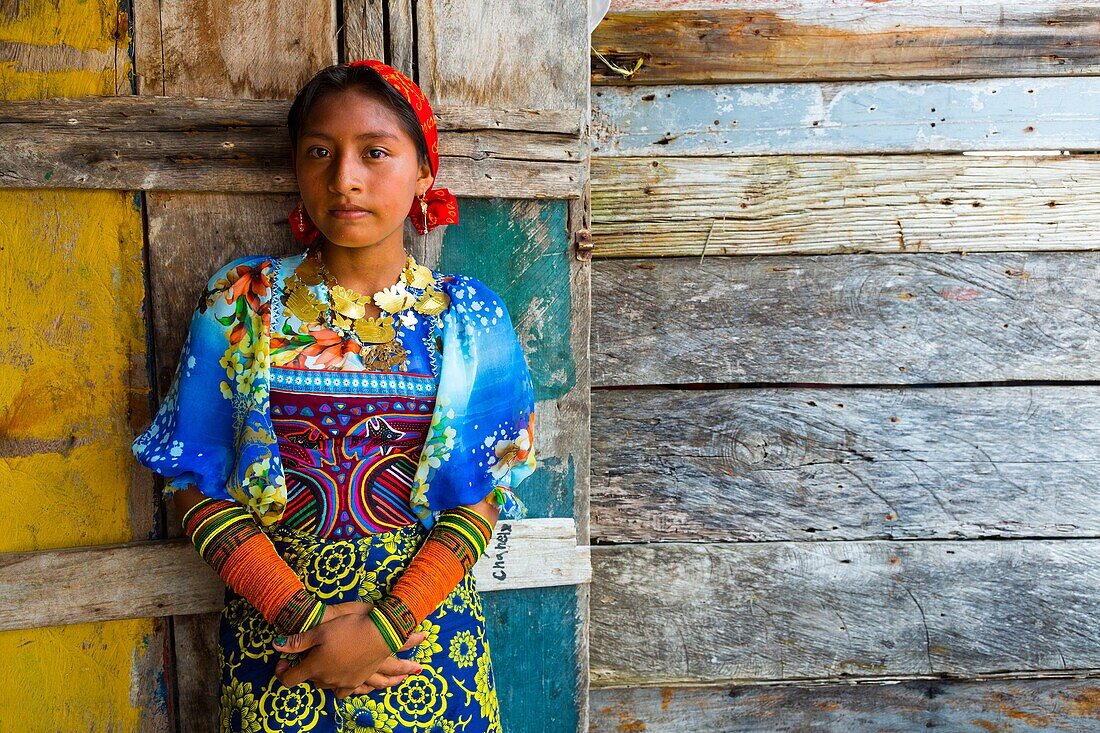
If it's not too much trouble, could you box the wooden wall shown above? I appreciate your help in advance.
[1,1,590,731]
[588,2,1100,731]
[0,1,168,729]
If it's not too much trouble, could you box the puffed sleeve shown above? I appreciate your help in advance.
[410,274,537,527]
[130,255,264,502]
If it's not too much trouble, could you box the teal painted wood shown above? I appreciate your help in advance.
[592,77,1100,156]
[441,198,576,520]
[441,198,582,732]
[484,586,581,733]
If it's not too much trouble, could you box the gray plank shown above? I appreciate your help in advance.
[592,252,1100,386]
[590,154,1100,258]
[592,385,1100,543]
[592,539,1100,685]
[592,77,1100,156]
[591,677,1100,732]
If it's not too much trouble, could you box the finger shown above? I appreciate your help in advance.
[375,656,423,676]
[276,655,317,689]
[273,630,318,654]
[335,686,357,700]
[399,632,427,651]
[368,672,410,688]
[351,684,377,695]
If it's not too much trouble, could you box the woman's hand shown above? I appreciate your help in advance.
[272,608,420,699]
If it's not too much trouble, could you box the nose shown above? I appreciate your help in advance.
[328,150,363,195]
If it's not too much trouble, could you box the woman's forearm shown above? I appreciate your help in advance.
[176,486,326,634]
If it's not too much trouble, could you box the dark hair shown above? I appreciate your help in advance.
[287,64,431,173]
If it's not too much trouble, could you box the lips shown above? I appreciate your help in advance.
[329,204,370,220]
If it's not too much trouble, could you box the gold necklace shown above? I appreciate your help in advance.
[281,247,450,370]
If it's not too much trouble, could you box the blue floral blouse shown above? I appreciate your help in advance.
[130,252,537,530]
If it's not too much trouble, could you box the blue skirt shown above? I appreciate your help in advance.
[215,522,503,732]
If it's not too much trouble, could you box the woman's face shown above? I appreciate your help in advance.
[294,87,433,249]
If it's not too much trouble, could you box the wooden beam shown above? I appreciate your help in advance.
[0,518,590,632]
[0,96,584,198]
[592,77,1100,156]
[591,539,1100,685]
[592,385,1100,544]
[592,4,1100,85]
[591,676,1100,731]
[592,252,1100,386]
[591,154,1100,258]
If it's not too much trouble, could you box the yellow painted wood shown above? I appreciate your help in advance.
[0,0,125,99]
[0,2,162,729]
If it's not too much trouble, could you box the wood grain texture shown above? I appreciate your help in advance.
[132,0,336,97]
[592,385,1100,544]
[592,77,1100,156]
[590,677,1100,732]
[342,0,385,65]
[590,154,1100,258]
[416,0,588,110]
[0,96,585,198]
[591,539,1100,685]
[592,252,1100,386]
[592,3,1100,85]
[0,519,589,632]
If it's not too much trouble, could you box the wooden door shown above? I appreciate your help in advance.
[0,1,590,730]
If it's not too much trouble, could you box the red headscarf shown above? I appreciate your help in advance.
[288,59,460,244]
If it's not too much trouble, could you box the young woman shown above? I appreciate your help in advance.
[132,59,538,732]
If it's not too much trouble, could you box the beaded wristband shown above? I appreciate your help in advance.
[182,497,326,634]
[368,505,493,652]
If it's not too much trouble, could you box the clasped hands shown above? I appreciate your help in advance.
[272,600,425,700]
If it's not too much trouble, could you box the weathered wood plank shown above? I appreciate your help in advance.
[592,77,1100,156]
[591,539,1100,685]
[0,95,583,134]
[591,154,1100,258]
[0,518,589,632]
[0,96,584,198]
[592,252,1100,386]
[592,385,1100,544]
[438,197,593,733]
[132,0,336,97]
[591,677,1100,732]
[592,3,1100,85]
[342,0,385,65]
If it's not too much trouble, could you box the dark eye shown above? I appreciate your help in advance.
[367,148,388,159]
[307,147,330,159]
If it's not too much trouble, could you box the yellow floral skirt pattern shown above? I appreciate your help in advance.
[216,522,503,732]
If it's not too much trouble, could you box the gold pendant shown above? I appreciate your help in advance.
[414,286,450,316]
[362,340,408,370]
[354,316,396,344]
[374,284,417,315]
[405,261,435,289]
[295,254,324,286]
[329,284,369,320]
[285,281,324,323]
